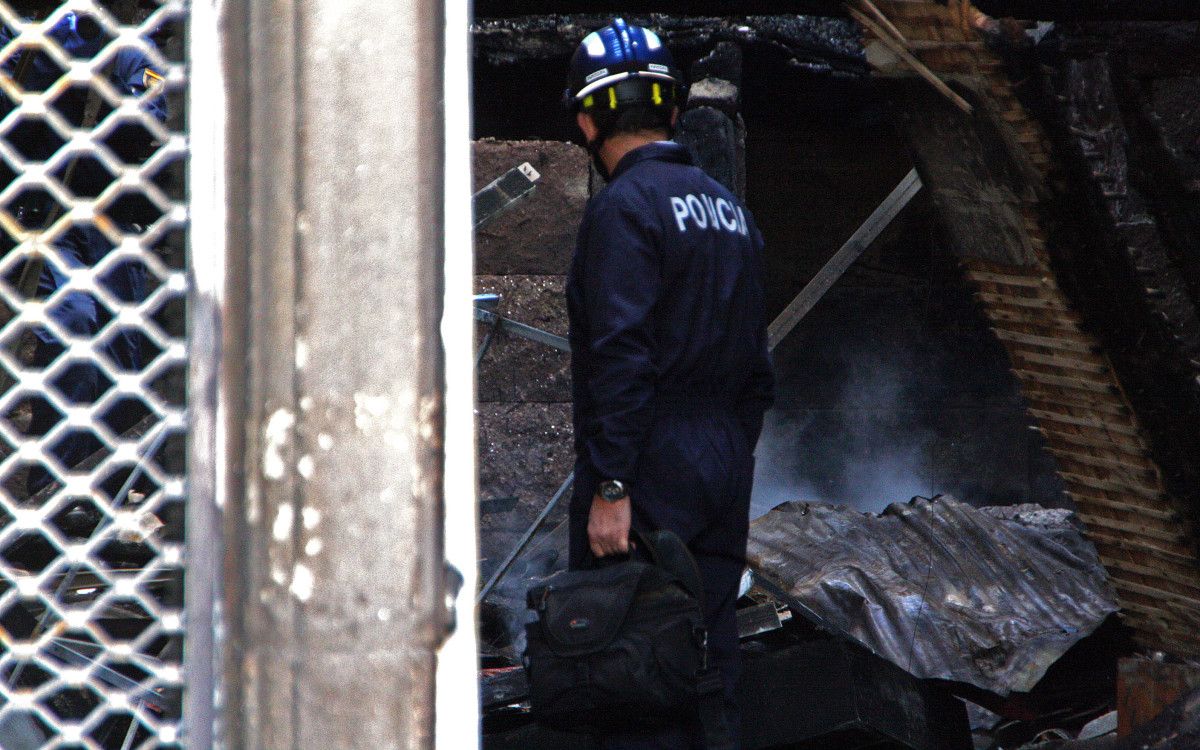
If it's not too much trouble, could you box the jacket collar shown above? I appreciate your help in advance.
[609,141,693,182]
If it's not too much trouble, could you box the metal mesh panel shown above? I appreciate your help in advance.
[0,1,186,746]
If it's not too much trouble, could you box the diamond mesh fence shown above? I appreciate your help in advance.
[0,1,187,747]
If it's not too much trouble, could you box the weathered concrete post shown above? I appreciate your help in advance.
[197,0,448,746]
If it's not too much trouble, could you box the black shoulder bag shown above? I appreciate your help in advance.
[523,529,735,750]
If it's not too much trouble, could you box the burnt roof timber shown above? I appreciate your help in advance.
[472,15,869,75]
[474,2,1200,20]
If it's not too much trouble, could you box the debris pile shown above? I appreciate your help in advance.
[482,495,1180,750]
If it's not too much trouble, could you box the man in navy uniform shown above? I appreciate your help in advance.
[564,19,774,750]
[1,10,167,489]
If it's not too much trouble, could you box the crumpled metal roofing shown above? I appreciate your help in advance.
[746,495,1119,696]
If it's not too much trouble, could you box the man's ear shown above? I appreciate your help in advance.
[577,111,599,143]
[670,107,679,128]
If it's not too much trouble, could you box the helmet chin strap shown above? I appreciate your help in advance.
[584,119,675,183]
[586,135,611,182]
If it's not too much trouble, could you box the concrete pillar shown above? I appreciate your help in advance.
[193,0,448,746]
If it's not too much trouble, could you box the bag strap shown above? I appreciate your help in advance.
[695,666,736,750]
[691,627,736,750]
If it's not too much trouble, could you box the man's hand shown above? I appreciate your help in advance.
[588,494,631,557]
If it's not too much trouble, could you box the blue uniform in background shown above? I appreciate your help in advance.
[1,13,166,479]
[567,141,774,750]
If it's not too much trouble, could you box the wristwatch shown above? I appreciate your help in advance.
[597,479,629,502]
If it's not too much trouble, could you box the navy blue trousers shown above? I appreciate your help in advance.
[570,409,753,750]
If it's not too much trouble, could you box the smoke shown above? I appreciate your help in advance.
[749,284,1069,519]
[750,341,937,517]
[480,516,568,662]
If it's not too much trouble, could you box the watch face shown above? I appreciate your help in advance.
[600,480,627,501]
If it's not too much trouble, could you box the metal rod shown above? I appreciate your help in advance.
[473,306,571,352]
[856,0,908,45]
[475,319,499,368]
[767,168,923,350]
[8,424,170,688]
[477,471,574,604]
[119,703,142,750]
[848,6,974,114]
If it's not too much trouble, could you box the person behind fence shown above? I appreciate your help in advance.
[564,18,774,750]
[0,12,166,493]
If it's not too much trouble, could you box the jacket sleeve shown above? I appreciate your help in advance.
[736,222,774,448]
[577,191,662,486]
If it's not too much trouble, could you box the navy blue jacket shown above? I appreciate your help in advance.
[568,141,774,486]
[0,14,166,121]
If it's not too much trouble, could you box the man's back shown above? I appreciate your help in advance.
[568,140,773,485]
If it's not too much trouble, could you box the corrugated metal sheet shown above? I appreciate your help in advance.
[747,496,1118,695]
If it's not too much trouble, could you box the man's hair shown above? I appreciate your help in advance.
[590,103,674,140]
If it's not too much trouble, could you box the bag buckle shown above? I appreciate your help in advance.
[694,626,709,670]
[527,585,551,611]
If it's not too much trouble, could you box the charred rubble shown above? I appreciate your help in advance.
[474,6,1200,750]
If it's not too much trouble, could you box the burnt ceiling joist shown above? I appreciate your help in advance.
[474,1,1200,20]
[973,0,1200,20]
[473,15,868,75]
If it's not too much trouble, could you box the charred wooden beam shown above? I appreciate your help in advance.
[975,0,1200,20]
[472,15,869,76]
[473,1,1200,20]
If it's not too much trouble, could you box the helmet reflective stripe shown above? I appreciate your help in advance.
[584,32,606,57]
[574,69,677,102]
[644,30,662,50]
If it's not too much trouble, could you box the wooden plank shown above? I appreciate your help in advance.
[1047,446,1159,477]
[1028,397,1136,426]
[1070,492,1178,523]
[1118,603,1200,642]
[992,328,1096,354]
[1024,390,1132,418]
[1035,425,1149,454]
[1109,574,1200,615]
[1012,369,1115,394]
[1010,350,1108,375]
[1075,511,1187,545]
[1114,587,1200,625]
[1097,553,1197,585]
[964,269,1053,288]
[907,39,985,50]
[976,291,1077,313]
[1120,623,1200,659]
[1060,472,1164,502]
[1085,529,1195,565]
[989,308,1087,333]
[1091,537,1200,580]
[991,318,1096,344]
[1028,408,1140,436]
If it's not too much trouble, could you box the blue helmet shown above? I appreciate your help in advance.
[564,18,683,113]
